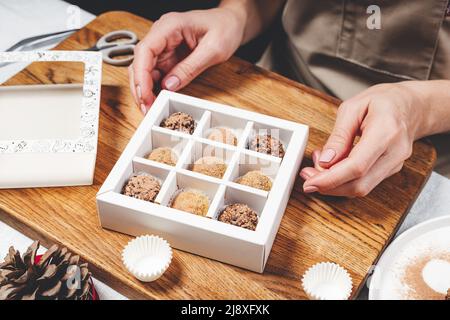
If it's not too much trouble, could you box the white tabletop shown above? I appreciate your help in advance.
[1,0,449,301]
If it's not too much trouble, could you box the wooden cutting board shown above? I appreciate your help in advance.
[0,11,436,299]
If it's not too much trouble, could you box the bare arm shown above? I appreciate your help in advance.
[219,0,286,44]
[130,0,286,112]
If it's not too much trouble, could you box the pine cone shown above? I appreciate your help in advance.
[0,241,94,300]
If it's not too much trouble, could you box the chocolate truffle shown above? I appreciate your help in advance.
[249,134,285,158]
[191,156,227,179]
[160,112,195,134]
[147,147,178,166]
[122,174,161,202]
[236,171,272,191]
[171,189,209,216]
[446,288,450,300]
[218,203,258,231]
[207,127,237,146]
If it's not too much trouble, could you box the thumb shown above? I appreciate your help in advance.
[319,99,367,168]
[162,37,226,91]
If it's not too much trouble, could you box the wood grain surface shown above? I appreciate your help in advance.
[0,11,436,299]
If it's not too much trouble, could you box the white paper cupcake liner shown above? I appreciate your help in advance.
[122,235,172,282]
[301,262,353,300]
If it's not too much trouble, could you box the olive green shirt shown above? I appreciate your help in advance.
[259,0,450,100]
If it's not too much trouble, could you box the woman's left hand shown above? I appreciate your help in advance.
[300,81,433,197]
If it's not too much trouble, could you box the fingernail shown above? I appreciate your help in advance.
[140,104,147,115]
[304,186,319,193]
[300,171,311,180]
[165,76,180,91]
[319,149,336,163]
[136,85,142,101]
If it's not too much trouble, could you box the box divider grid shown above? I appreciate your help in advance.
[97,90,309,272]
[133,156,175,171]
[155,170,177,206]
[193,110,211,138]
[238,121,255,150]
[207,184,227,219]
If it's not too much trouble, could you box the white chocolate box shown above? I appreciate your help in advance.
[97,90,308,272]
[0,51,102,188]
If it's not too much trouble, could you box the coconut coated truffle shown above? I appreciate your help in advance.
[236,171,272,191]
[122,174,161,202]
[218,203,258,231]
[207,127,237,146]
[160,112,195,134]
[249,134,285,158]
[171,189,209,216]
[147,147,178,166]
[191,156,227,179]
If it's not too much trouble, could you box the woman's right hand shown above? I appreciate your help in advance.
[129,7,246,114]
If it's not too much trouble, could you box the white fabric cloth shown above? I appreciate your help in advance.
[0,0,449,300]
[397,171,450,235]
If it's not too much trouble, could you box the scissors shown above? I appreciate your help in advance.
[85,30,138,66]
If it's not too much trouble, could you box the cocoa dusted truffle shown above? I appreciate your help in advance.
[207,127,237,146]
[191,156,227,179]
[147,147,178,166]
[218,203,258,231]
[249,134,285,158]
[122,174,161,202]
[170,189,209,216]
[236,171,272,191]
[160,112,195,134]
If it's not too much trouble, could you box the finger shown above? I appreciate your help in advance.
[137,70,163,115]
[133,22,183,107]
[312,149,320,164]
[304,119,390,192]
[156,49,186,75]
[152,69,161,83]
[128,64,148,114]
[317,152,404,197]
[129,64,150,115]
[161,34,225,92]
[299,166,320,180]
[312,150,325,172]
[128,64,138,106]
[319,97,370,168]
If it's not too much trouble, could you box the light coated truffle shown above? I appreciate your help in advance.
[207,127,237,146]
[191,156,227,179]
[249,134,285,158]
[218,203,258,231]
[147,147,178,166]
[160,112,195,134]
[236,171,272,191]
[122,174,161,202]
[170,189,209,216]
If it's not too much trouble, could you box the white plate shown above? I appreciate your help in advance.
[369,216,450,300]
